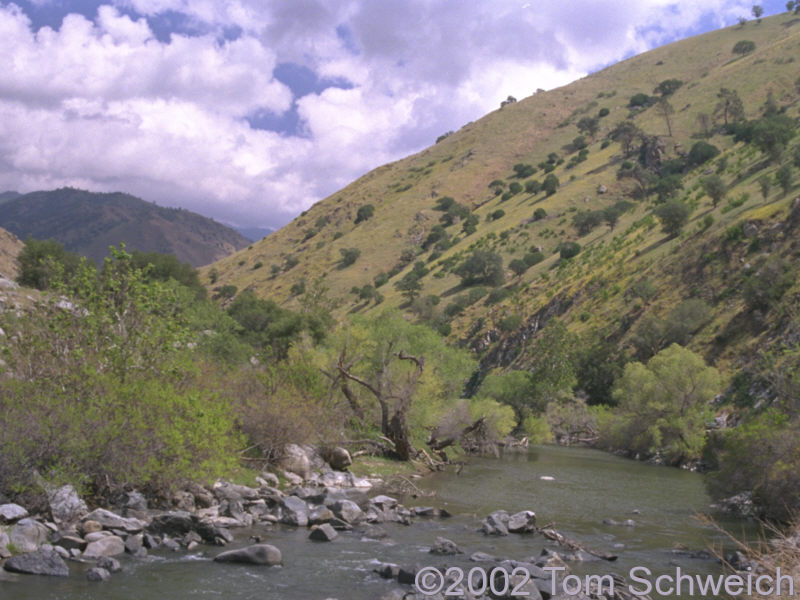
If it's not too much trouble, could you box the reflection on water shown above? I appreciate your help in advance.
[0,445,757,600]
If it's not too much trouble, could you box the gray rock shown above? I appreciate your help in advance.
[83,535,125,559]
[429,536,463,555]
[52,545,70,559]
[330,499,362,524]
[597,184,608,194]
[48,485,87,525]
[213,481,261,501]
[369,495,398,510]
[122,490,148,512]
[55,534,86,551]
[85,531,113,543]
[124,534,143,554]
[309,524,338,542]
[0,532,11,559]
[171,491,196,512]
[97,556,122,573]
[4,549,69,577]
[9,518,50,553]
[259,472,280,488]
[280,444,311,480]
[374,562,400,579]
[0,503,29,524]
[81,520,103,535]
[508,510,537,533]
[83,508,145,533]
[412,506,436,517]
[328,447,352,471]
[86,567,111,582]
[280,496,309,527]
[470,551,499,562]
[213,544,282,566]
[308,506,334,525]
[481,510,510,536]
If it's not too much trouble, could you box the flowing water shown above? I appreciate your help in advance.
[0,446,756,600]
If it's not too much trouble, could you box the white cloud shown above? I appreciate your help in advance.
[0,0,758,229]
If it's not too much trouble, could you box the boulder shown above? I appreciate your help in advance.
[0,532,11,559]
[3,549,69,577]
[83,535,125,559]
[0,503,28,524]
[81,520,103,535]
[597,184,608,194]
[308,506,334,525]
[124,534,143,554]
[97,556,122,573]
[330,499,362,524]
[280,444,311,480]
[280,496,309,527]
[481,510,510,536]
[86,567,111,582]
[259,472,280,488]
[9,518,50,553]
[429,536,463,555]
[328,447,352,471]
[508,510,537,533]
[309,524,338,542]
[369,495,398,510]
[213,544,282,566]
[47,485,87,525]
[171,490,196,512]
[83,508,145,533]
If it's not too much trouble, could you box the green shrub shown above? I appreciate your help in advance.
[732,40,756,55]
[339,247,361,267]
[687,141,720,167]
[354,204,375,224]
[498,313,522,332]
[533,207,547,221]
[558,242,581,259]
[629,93,651,107]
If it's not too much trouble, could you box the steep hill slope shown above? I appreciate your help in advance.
[0,188,250,267]
[0,226,23,279]
[203,13,800,383]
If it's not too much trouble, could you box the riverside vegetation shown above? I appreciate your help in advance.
[0,5,799,579]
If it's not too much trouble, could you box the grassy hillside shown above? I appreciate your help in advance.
[0,187,250,267]
[203,13,800,379]
[0,226,23,279]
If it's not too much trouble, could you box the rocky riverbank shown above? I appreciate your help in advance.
[0,443,747,600]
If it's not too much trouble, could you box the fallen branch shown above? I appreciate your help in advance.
[539,527,618,561]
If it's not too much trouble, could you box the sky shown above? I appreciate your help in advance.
[0,0,789,231]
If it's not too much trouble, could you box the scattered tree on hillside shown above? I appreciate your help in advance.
[702,174,727,208]
[732,40,756,55]
[714,88,745,126]
[454,250,504,286]
[16,237,81,290]
[752,4,764,22]
[354,204,375,224]
[656,97,675,137]
[776,164,793,196]
[339,247,361,267]
[653,79,683,97]
[577,116,600,139]
[654,200,690,237]
[611,121,642,156]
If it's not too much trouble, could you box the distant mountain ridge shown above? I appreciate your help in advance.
[0,188,250,267]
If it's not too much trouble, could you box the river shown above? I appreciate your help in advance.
[0,446,754,600]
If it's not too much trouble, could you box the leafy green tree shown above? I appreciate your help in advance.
[227,290,306,359]
[558,242,581,259]
[339,247,361,267]
[687,141,720,167]
[732,40,756,55]
[542,173,560,196]
[654,200,690,237]
[395,271,423,302]
[656,97,675,136]
[776,164,793,196]
[321,310,475,460]
[752,4,764,21]
[528,320,578,410]
[606,344,721,464]
[354,204,375,224]
[508,258,529,279]
[702,174,727,208]
[16,237,81,290]
[629,93,651,108]
[758,173,771,200]
[714,88,745,126]
[751,114,797,162]
[653,79,683,97]
[577,116,599,138]
[454,250,504,286]
[572,210,604,235]
[130,250,205,298]
[611,120,642,156]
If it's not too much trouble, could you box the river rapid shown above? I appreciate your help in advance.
[0,445,754,600]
